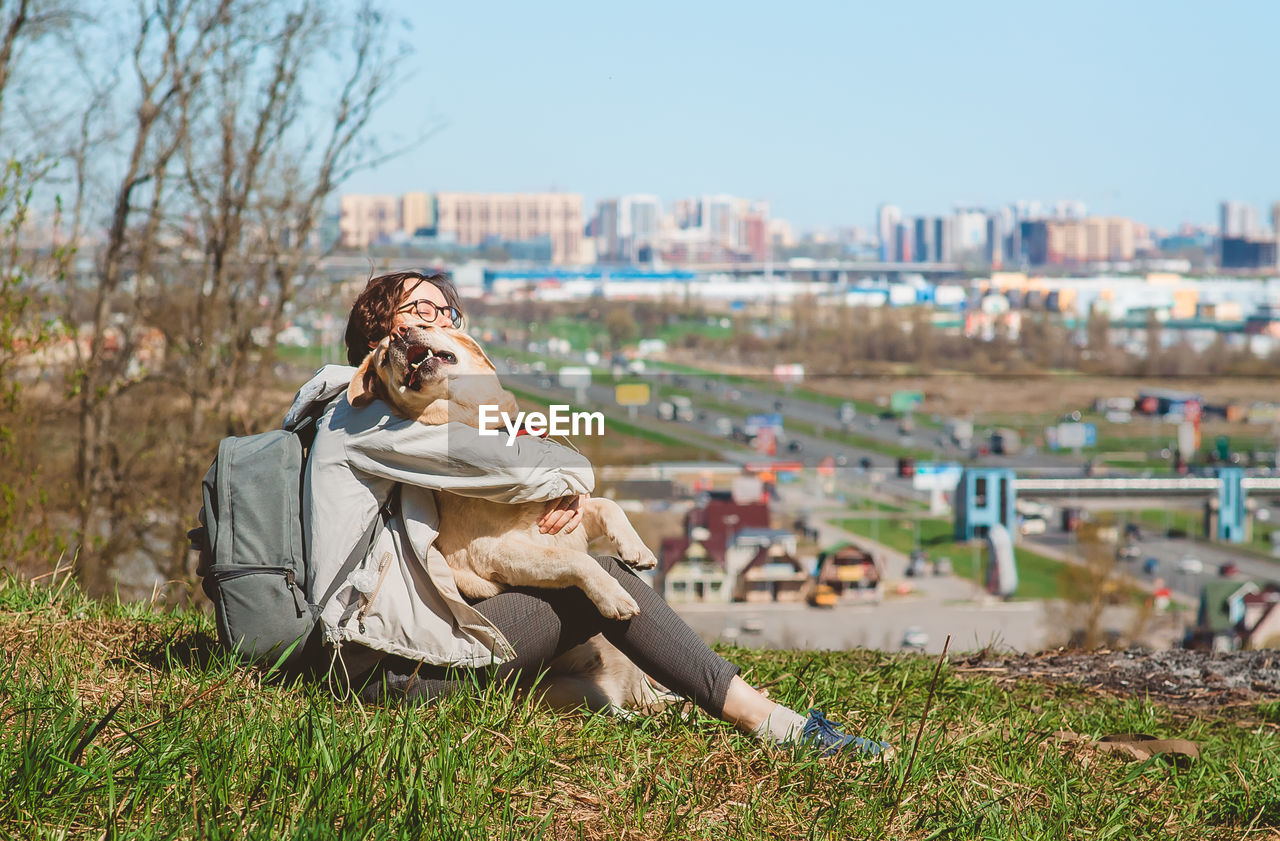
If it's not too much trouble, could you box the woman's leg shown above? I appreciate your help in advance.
[348,556,739,714]
[346,558,891,755]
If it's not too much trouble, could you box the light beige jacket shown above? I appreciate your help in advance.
[284,365,595,667]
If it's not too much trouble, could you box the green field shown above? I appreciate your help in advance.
[2,574,1274,839]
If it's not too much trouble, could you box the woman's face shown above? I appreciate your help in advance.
[391,279,458,332]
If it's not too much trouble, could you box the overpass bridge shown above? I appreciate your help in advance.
[682,260,965,282]
[955,467,1280,544]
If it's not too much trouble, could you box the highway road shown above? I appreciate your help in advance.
[487,339,1091,469]
[494,348,1280,602]
[1030,527,1280,601]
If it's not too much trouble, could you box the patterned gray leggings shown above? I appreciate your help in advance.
[345,556,741,716]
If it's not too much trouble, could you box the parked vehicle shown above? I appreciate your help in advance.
[1178,557,1204,575]
[990,428,1022,456]
[1020,516,1048,536]
[657,395,694,422]
[905,551,929,577]
[901,627,929,650]
[1116,544,1141,562]
[1218,562,1240,577]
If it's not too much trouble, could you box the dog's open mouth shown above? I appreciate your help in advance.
[403,344,457,390]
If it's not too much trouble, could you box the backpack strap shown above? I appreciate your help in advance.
[320,485,401,626]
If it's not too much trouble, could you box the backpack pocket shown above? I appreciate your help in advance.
[209,564,313,668]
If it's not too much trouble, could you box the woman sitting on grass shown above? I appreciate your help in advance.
[286,268,893,759]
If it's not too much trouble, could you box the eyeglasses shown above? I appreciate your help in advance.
[396,299,463,328]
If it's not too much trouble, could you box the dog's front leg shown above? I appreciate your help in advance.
[482,540,641,620]
[581,498,657,570]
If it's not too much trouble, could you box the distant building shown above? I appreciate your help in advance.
[1221,237,1278,270]
[619,194,662,262]
[1016,217,1136,265]
[1187,580,1280,651]
[913,217,936,262]
[339,191,584,262]
[434,192,584,264]
[593,198,620,261]
[951,208,989,259]
[894,221,913,261]
[401,191,434,237]
[338,194,402,248]
[656,491,773,604]
[877,204,901,261]
[1219,200,1260,238]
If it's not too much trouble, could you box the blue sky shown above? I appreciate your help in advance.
[346,1,1277,232]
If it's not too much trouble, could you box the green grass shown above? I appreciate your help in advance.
[1,573,1275,839]
[832,516,1074,601]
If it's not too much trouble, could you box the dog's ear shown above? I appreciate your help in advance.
[348,341,387,408]
[452,331,498,372]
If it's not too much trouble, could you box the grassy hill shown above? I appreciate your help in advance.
[1,572,1276,839]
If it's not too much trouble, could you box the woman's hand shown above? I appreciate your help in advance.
[538,493,587,534]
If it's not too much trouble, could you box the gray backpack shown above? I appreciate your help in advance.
[189,401,390,671]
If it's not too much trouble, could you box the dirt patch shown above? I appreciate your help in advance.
[955,647,1280,708]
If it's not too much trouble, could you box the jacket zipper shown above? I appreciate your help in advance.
[356,552,394,634]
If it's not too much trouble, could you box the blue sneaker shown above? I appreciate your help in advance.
[801,709,895,759]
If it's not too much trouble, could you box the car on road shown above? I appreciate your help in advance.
[1219,562,1240,577]
[905,551,929,577]
[1143,557,1159,575]
[901,627,929,651]
[1019,516,1048,536]
[1116,544,1141,562]
[1177,557,1204,575]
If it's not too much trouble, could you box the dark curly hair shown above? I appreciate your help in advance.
[344,270,464,365]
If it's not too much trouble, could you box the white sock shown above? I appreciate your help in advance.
[749,703,808,744]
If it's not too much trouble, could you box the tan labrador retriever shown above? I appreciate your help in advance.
[347,324,666,712]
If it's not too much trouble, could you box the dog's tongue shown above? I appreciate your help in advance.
[404,348,437,390]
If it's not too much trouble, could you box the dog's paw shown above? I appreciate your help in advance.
[616,542,658,571]
[593,586,641,621]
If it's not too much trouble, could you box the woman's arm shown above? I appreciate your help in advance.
[342,405,594,504]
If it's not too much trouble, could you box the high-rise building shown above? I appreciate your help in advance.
[877,204,901,261]
[985,213,1004,268]
[1032,217,1136,264]
[400,192,434,237]
[1219,200,1259,238]
[338,194,402,248]
[894,221,913,262]
[913,217,936,262]
[434,192,584,264]
[951,208,989,257]
[934,216,954,262]
[619,194,662,262]
[593,198,620,261]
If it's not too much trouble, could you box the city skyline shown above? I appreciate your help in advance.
[342,1,1277,233]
